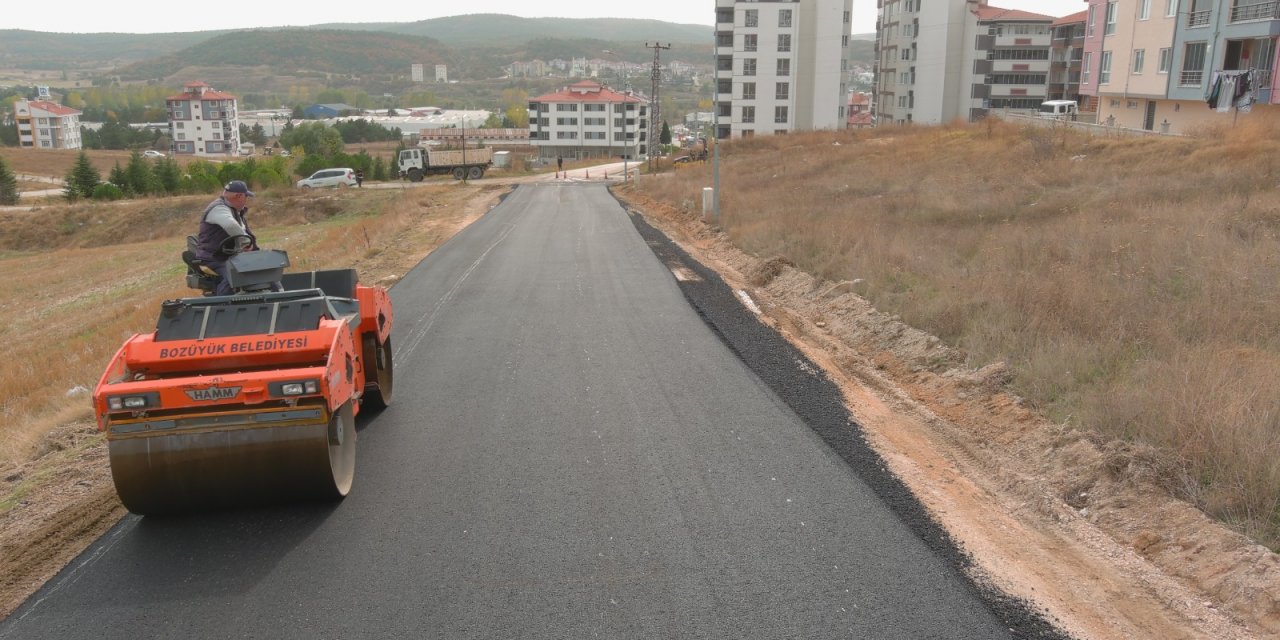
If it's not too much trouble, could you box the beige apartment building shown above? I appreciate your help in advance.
[1088,0,1181,131]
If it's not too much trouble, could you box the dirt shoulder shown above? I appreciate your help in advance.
[614,187,1279,640]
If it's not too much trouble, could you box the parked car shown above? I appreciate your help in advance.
[142,150,166,158]
[296,168,357,189]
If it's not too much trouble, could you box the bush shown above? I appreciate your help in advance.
[92,183,125,200]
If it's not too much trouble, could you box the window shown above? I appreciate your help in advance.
[718,79,732,94]
[585,104,605,111]
[778,34,791,52]
[1083,52,1092,84]
[1139,0,1150,20]
[898,95,909,107]
[776,82,789,99]
[1105,2,1117,35]
[1158,47,1171,73]
[556,117,578,125]
[901,48,912,60]
[742,82,756,99]
[779,9,791,27]
[1087,5,1096,36]
[556,131,578,139]
[744,34,757,51]
[741,130,754,138]
[743,58,757,76]
[900,71,910,84]
[556,104,578,111]
[1100,50,1113,84]
[777,59,790,76]
[1182,42,1207,85]
[742,106,755,123]
[775,106,789,123]
[745,9,757,27]
[1166,0,1176,17]
[1133,49,1145,73]
[844,10,850,23]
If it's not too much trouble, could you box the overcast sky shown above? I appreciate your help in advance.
[9,1,1090,36]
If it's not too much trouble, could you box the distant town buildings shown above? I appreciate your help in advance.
[847,91,872,127]
[412,64,425,83]
[165,81,241,157]
[12,98,82,150]
[435,64,448,83]
[527,80,649,160]
[714,0,854,139]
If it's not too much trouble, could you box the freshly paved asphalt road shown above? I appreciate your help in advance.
[0,184,1059,639]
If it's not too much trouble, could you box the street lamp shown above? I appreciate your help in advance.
[603,49,630,181]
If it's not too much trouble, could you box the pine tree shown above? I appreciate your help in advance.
[65,151,100,200]
[108,162,128,190]
[0,156,18,206]
[371,156,386,181]
[124,151,156,196]
[660,121,672,145]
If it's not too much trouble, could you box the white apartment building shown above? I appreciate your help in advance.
[527,81,649,160]
[13,99,82,150]
[876,0,1054,124]
[165,81,241,157]
[714,0,854,139]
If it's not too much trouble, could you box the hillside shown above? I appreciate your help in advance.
[329,14,712,52]
[0,30,228,69]
[116,29,457,81]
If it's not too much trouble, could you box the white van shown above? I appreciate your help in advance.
[1038,100,1078,119]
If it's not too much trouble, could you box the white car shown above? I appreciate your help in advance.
[143,150,165,158]
[296,168,357,189]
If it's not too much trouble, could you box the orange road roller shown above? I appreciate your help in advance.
[92,250,393,515]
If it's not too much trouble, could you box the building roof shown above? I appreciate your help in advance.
[166,84,238,101]
[974,5,1055,21]
[530,80,645,104]
[21,100,81,117]
[1053,10,1088,26]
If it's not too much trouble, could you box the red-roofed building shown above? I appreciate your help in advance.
[847,92,873,128]
[527,81,649,160]
[165,82,241,157]
[13,99,82,150]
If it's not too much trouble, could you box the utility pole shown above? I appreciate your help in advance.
[645,42,670,171]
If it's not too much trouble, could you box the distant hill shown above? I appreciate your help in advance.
[320,14,712,50]
[0,15,713,75]
[0,30,227,69]
[115,29,462,81]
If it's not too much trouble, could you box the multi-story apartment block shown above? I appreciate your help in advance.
[1166,0,1280,131]
[876,0,1055,124]
[713,0,853,139]
[1088,0,1180,131]
[1049,11,1088,104]
[13,99,82,150]
[1077,0,1277,135]
[527,81,648,160]
[165,82,241,157]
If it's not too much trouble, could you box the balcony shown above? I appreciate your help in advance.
[1231,1,1280,21]
[1180,70,1204,86]
[1187,10,1212,27]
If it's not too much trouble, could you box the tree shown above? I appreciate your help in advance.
[0,155,18,205]
[371,156,387,182]
[660,121,672,145]
[123,151,157,195]
[108,162,128,190]
[64,151,101,200]
[153,158,182,194]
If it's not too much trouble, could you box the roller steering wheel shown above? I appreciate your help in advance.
[220,234,252,256]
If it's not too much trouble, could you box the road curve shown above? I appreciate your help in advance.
[0,184,1059,639]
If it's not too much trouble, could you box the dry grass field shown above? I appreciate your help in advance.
[636,112,1280,550]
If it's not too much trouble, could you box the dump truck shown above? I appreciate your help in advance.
[398,146,493,182]
[92,247,394,515]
